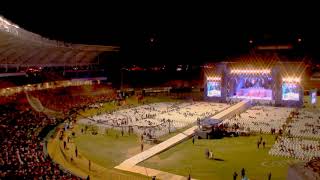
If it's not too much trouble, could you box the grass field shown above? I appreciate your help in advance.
[74,125,148,169]
[51,96,318,180]
[140,134,301,180]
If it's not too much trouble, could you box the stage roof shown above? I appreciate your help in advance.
[201,118,221,126]
[0,16,119,67]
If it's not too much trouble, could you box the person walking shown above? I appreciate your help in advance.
[205,148,209,159]
[75,146,78,157]
[268,172,272,180]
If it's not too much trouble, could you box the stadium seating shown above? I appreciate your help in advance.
[0,85,116,179]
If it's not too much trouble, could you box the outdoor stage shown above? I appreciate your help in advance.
[204,62,304,107]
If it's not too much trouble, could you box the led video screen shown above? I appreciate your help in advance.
[311,91,317,105]
[282,82,299,101]
[207,81,221,97]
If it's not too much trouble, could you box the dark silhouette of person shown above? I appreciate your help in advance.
[241,168,245,178]
[263,141,266,148]
[63,141,66,149]
[233,172,238,180]
[268,172,272,180]
[192,136,195,145]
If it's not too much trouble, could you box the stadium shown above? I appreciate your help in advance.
[1,8,320,180]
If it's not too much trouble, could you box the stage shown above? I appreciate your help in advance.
[204,62,304,107]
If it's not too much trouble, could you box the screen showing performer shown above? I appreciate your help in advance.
[207,81,221,97]
[282,82,299,101]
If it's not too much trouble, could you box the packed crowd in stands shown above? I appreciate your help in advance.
[285,109,320,139]
[0,97,81,179]
[30,84,117,113]
[0,84,117,179]
[80,102,229,138]
[269,137,320,161]
[223,106,293,133]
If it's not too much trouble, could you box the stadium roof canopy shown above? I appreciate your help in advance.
[0,16,119,67]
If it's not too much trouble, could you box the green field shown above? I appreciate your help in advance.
[72,96,315,180]
[140,134,301,180]
[74,126,143,169]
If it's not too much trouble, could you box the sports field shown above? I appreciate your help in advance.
[48,96,320,180]
[140,134,301,180]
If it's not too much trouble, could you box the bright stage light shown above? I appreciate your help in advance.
[230,69,271,74]
[207,76,221,81]
[282,77,300,83]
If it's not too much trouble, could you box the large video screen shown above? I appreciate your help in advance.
[282,82,299,101]
[207,81,221,97]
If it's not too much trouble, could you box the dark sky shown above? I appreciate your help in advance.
[1,3,319,64]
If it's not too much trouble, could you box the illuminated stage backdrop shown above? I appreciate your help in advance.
[203,62,305,107]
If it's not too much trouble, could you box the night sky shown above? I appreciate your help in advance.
[1,3,319,64]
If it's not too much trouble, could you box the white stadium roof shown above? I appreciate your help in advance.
[0,16,119,67]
